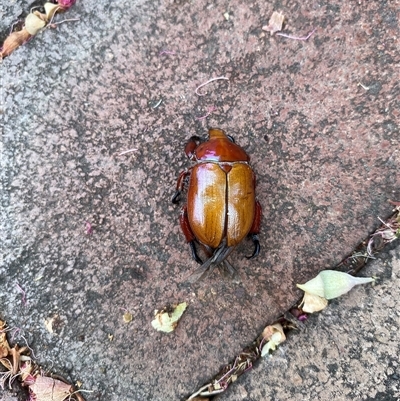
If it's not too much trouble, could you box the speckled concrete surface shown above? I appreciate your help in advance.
[1,0,399,400]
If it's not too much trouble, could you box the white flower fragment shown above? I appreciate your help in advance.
[151,302,187,333]
[25,13,47,35]
[297,270,375,300]
[260,323,286,357]
[262,11,285,34]
[300,292,329,313]
[44,2,60,20]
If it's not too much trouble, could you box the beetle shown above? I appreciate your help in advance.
[172,128,262,281]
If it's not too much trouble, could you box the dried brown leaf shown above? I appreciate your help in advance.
[29,376,73,401]
[0,29,32,59]
[0,321,10,358]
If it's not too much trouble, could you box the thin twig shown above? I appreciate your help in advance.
[53,18,80,25]
[276,28,316,41]
[21,336,36,359]
[118,148,138,156]
[159,50,176,56]
[152,99,163,109]
[15,283,27,305]
[195,76,229,96]
[357,82,370,91]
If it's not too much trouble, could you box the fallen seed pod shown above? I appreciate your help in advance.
[297,270,375,300]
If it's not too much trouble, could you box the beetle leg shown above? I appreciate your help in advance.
[246,200,262,259]
[189,241,203,265]
[184,136,202,160]
[179,206,203,264]
[172,170,191,204]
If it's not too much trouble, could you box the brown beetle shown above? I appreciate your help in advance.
[172,128,262,281]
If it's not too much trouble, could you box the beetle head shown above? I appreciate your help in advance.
[188,128,250,162]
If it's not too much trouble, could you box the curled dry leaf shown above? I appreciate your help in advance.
[151,302,187,333]
[262,11,285,34]
[260,323,286,357]
[299,292,328,313]
[0,29,32,59]
[297,270,375,300]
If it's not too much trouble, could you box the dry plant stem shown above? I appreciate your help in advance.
[159,50,176,55]
[185,207,400,401]
[15,283,27,305]
[195,77,229,96]
[118,148,138,156]
[152,99,163,108]
[53,18,80,25]
[276,28,316,41]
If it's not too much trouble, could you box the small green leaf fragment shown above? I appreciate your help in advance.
[151,302,187,333]
[123,312,133,323]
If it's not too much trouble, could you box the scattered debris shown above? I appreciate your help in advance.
[15,282,27,306]
[118,148,138,156]
[186,207,400,399]
[262,11,315,41]
[159,50,176,56]
[0,320,86,400]
[276,28,316,41]
[195,77,229,96]
[44,314,63,334]
[123,312,133,323]
[151,98,163,109]
[357,82,370,91]
[262,11,285,34]
[151,302,187,333]
[196,105,217,120]
[84,221,93,235]
[0,1,77,59]
[260,323,286,357]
